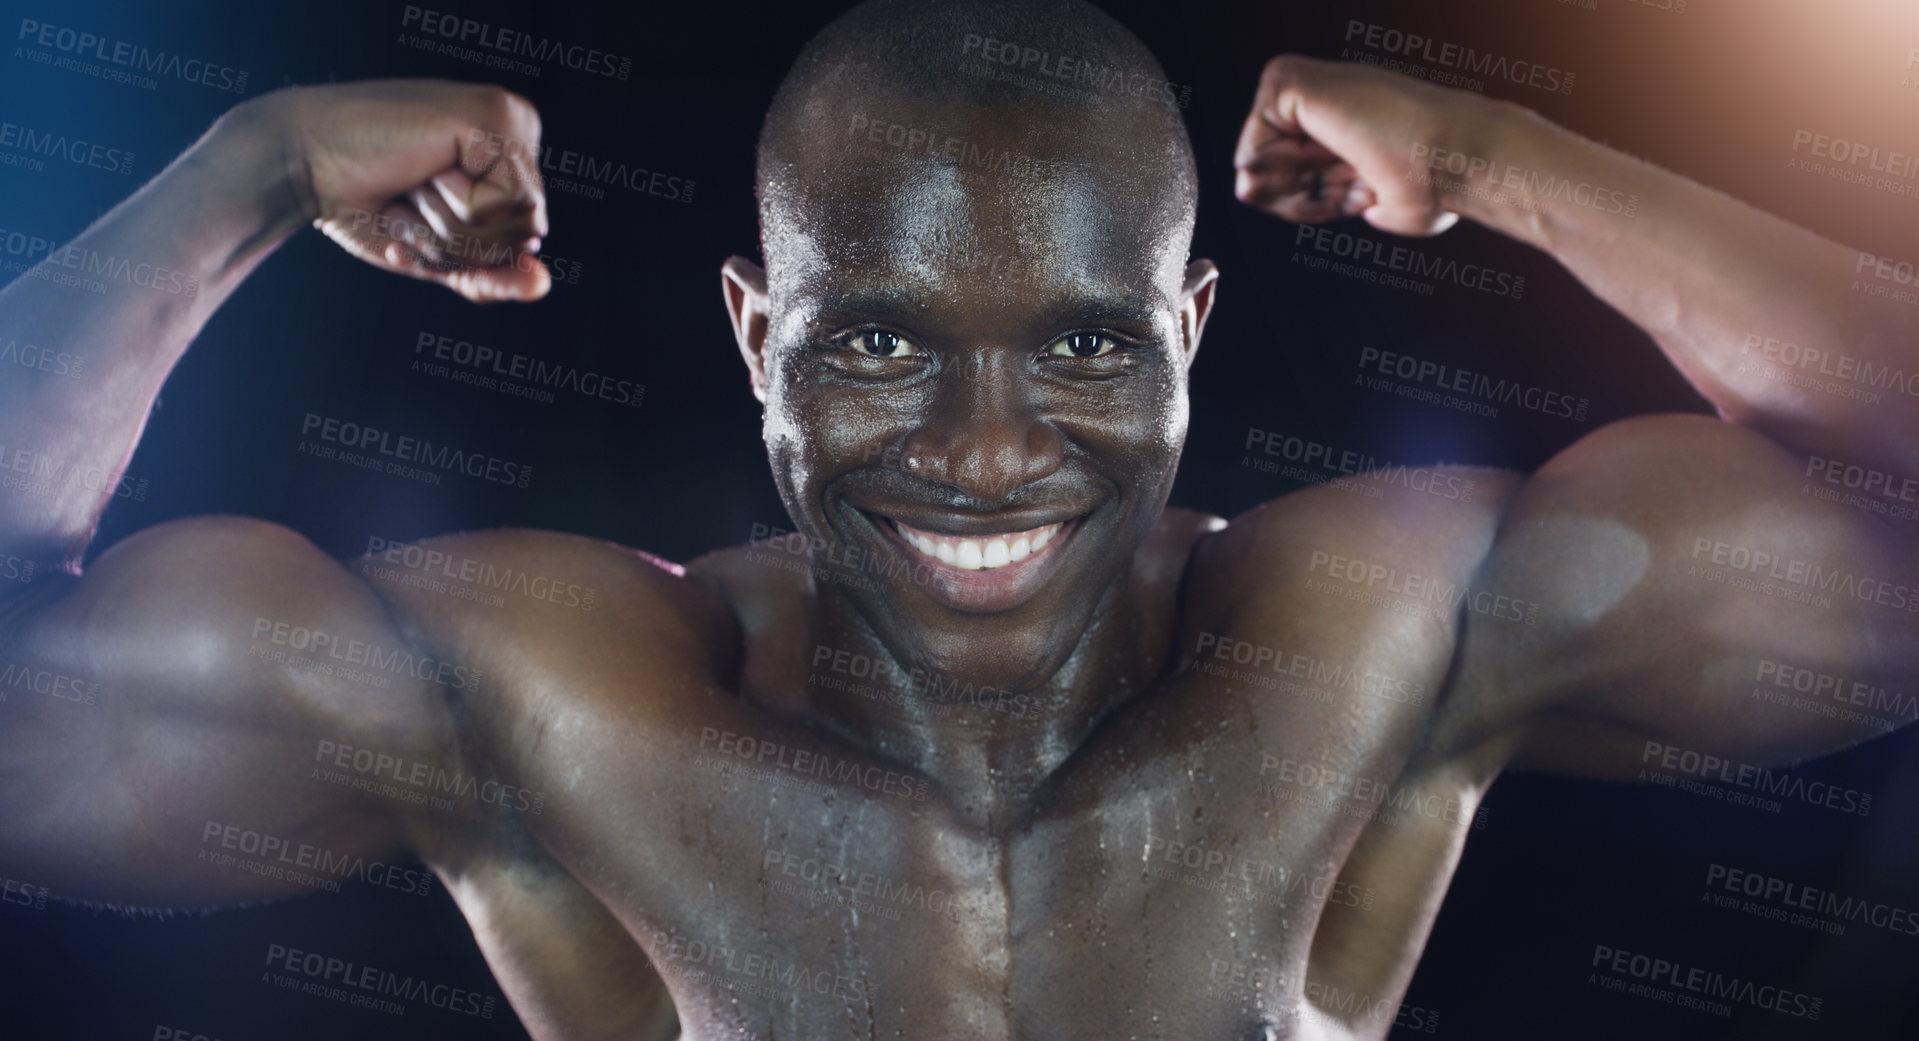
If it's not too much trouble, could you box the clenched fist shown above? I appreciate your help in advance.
[1234,54,1507,237]
[224,80,551,302]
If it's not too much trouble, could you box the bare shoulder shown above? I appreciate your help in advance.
[352,528,731,626]
[1188,463,1524,635]
[351,528,743,720]
[1175,465,1528,773]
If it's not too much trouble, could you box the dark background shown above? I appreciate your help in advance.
[3,0,1919,1037]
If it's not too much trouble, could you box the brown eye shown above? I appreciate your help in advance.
[1048,332,1116,358]
[850,330,919,359]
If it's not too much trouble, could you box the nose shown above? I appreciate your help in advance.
[898,356,1065,505]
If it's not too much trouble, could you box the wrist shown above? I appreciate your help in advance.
[1414,94,1556,247]
[165,92,313,273]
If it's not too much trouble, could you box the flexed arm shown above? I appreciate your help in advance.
[0,82,548,904]
[1230,55,1919,775]
[1233,54,1919,477]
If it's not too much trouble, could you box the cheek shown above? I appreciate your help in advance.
[1139,366,1189,449]
[765,363,916,492]
[1145,358,1191,448]
[760,377,804,488]
[1060,368,1188,471]
[760,357,815,498]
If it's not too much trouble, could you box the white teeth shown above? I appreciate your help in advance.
[892,520,1066,571]
[955,540,984,569]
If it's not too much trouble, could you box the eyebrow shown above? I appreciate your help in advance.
[820,289,935,320]
[1035,292,1166,327]
[815,288,1166,328]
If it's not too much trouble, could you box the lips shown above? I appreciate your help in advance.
[861,511,1083,613]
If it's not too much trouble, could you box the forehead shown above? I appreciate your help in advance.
[763,101,1191,324]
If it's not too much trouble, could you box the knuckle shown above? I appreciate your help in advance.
[472,85,531,128]
[502,90,542,135]
[1265,54,1308,83]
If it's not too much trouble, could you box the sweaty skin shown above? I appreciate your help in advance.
[2,15,1917,1041]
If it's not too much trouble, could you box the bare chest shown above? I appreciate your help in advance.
[509,655,1461,1041]
[433,506,1495,1040]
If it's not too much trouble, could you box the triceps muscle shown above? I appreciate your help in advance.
[1442,414,1919,778]
[0,516,457,908]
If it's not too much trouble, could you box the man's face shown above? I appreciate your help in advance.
[732,100,1215,686]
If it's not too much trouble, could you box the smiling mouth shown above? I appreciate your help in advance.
[859,511,1084,613]
[889,518,1063,570]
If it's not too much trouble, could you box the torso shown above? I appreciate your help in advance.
[380,472,1521,1041]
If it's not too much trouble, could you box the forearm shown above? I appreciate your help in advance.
[0,100,305,568]
[1433,99,1918,475]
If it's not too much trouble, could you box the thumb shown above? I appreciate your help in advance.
[1363,203,1460,238]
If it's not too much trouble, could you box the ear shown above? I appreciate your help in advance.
[721,255,772,403]
[1178,259,1219,372]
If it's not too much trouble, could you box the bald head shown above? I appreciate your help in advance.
[754,0,1198,279]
